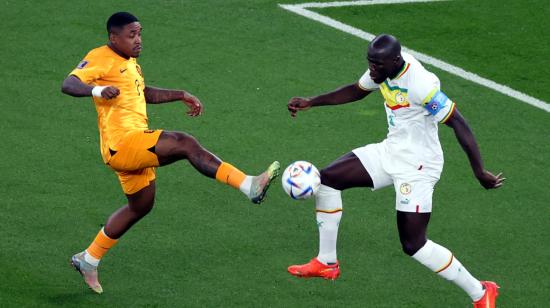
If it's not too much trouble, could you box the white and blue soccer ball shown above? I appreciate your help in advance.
[282,161,321,200]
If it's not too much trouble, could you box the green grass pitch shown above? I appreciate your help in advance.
[1,0,548,306]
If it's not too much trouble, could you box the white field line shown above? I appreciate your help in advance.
[298,0,446,9]
[279,0,550,112]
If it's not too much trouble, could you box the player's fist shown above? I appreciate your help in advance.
[182,92,203,117]
[288,97,312,117]
[476,170,505,189]
[101,86,120,99]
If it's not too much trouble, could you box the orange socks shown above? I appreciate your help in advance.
[215,162,247,189]
[86,228,118,261]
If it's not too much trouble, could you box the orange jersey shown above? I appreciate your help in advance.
[70,45,147,163]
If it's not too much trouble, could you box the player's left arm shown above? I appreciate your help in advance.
[144,86,203,117]
[444,108,505,189]
[419,86,504,190]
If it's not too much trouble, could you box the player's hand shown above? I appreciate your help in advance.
[182,93,203,117]
[101,86,120,99]
[476,170,505,189]
[288,97,313,117]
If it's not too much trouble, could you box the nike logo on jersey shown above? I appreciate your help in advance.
[120,68,127,73]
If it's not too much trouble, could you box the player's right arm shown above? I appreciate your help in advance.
[288,83,372,117]
[61,51,119,99]
[61,75,120,99]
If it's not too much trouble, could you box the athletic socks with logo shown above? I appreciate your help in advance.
[412,240,485,301]
[315,184,343,265]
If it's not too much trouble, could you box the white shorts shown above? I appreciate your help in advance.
[352,142,439,213]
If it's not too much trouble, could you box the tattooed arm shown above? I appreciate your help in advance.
[144,86,203,116]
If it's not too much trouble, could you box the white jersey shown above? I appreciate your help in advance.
[358,52,456,179]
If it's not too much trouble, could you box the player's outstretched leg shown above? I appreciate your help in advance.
[398,211,499,307]
[244,161,281,204]
[155,131,280,204]
[213,161,280,204]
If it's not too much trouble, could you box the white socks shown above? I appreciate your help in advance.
[412,240,485,301]
[315,184,343,265]
[312,184,485,302]
[239,176,253,197]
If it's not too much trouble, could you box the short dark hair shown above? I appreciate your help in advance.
[107,12,139,33]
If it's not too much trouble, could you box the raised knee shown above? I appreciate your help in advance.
[401,239,426,256]
[320,168,340,190]
[167,132,200,157]
[173,131,194,146]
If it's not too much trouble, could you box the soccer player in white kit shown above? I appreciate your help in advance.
[286,34,505,308]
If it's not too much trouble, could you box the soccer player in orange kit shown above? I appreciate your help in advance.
[61,12,279,293]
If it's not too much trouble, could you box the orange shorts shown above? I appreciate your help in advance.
[107,129,163,195]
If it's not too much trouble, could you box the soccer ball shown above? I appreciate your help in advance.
[282,161,321,200]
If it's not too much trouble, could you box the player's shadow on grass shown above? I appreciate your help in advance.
[46,290,104,305]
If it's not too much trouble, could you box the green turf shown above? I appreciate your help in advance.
[1,0,549,307]
[314,0,550,102]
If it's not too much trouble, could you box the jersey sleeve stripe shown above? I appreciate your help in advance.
[357,82,370,91]
[440,102,456,123]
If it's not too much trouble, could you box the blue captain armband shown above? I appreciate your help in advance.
[423,90,450,116]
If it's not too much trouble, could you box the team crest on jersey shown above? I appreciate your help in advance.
[400,183,412,195]
[76,60,88,69]
[381,81,410,110]
[395,92,406,104]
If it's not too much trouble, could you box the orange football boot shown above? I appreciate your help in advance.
[287,258,340,280]
[473,281,500,308]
